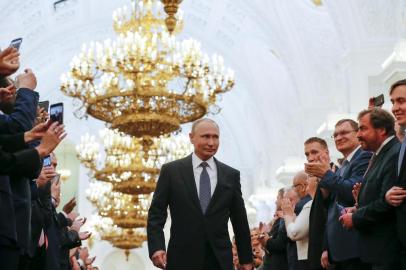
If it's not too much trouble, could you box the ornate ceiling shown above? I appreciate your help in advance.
[0,0,403,192]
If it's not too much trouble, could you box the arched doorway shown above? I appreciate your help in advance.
[101,250,145,270]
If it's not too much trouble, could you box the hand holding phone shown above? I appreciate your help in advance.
[10,38,23,51]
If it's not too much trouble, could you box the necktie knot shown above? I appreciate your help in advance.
[200,161,209,168]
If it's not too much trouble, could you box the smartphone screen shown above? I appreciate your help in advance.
[43,155,51,167]
[50,103,63,124]
[38,100,49,112]
[10,38,23,51]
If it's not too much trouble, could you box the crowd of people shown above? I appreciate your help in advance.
[0,46,97,269]
[232,81,406,270]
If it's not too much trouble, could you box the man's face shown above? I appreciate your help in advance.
[357,114,382,152]
[391,85,406,126]
[293,176,307,198]
[189,121,219,161]
[304,142,328,163]
[333,122,359,155]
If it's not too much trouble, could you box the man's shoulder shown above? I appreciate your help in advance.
[163,155,190,169]
[215,159,239,174]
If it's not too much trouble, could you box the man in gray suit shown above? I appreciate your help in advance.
[147,118,253,270]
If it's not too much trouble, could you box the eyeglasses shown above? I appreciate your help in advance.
[331,130,357,139]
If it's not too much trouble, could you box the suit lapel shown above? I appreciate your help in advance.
[180,155,202,212]
[205,158,227,214]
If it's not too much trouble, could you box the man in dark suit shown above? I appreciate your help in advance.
[340,108,401,270]
[384,79,406,270]
[0,121,66,270]
[258,188,288,270]
[303,137,331,270]
[305,119,371,270]
[147,118,253,270]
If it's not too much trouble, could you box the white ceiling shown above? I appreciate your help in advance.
[0,0,403,192]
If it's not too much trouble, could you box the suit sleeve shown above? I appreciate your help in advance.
[0,137,41,179]
[265,219,288,253]
[147,163,170,258]
[230,170,253,265]
[352,153,398,229]
[319,151,372,205]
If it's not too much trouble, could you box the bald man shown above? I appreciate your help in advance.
[147,118,253,270]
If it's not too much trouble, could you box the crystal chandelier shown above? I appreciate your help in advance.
[87,182,151,228]
[77,129,192,194]
[60,0,234,137]
[160,0,183,33]
[89,215,147,257]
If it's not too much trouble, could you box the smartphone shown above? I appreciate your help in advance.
[373,94,384,107]
[38,100,49,112]
[10,38,23,51]
[50,102,63,124]
[43,155,52,167]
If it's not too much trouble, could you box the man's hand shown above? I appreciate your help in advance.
[67,211,79,222]
[34,107,49,126]
[79,231,91,240]
[352,183,362,205]
[0,85,15,101]
[151,250,167,269]
[36,166,57,188]
[320,250,330,269]
[35,122,66,158]
[0,47,20,76]
[15,68,37,90]
[257,233,270,247]
[70,217,86,232]
[304,162,330,178]
[281,197,294,216]
[24,122,49,143]
[339,213,354,229]
[385,186,406,207]
[239,263,253,270]
[63,197,77,214]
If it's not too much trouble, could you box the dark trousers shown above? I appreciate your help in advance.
[296,260,310,270]
[370,261,402,270]
[0,245,20,270]
[30,246,46,270]
[18,254,31,270]
[335,258,369,270]
[204,243,222,270]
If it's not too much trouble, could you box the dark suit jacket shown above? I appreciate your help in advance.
[264,218,288,270]
[0,133,41,247]
[319,148,371,262]
[147,154,253,270]
[396,139,406,269]
[352,137,401,264]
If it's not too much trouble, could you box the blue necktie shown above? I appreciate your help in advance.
[199,162,211,213]
[399,138,406,176]
[338,159,349,177]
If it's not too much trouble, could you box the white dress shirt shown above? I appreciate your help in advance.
[192,153,218,197]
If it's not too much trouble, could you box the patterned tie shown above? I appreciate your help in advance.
[338,159,349,177]
[399,138,406,176]
[363,153,377,177]
[199,161,211,213]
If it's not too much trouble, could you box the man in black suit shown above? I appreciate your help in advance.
[258,188,288,270]
[384,79,406,270]
[147,118,253,270]
[305,119,371,270]
[303,137,330,270]
[340,108,401,270]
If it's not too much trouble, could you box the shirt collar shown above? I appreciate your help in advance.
[345,145,361,163]
[376,135,395,156]
[192,152,215,169]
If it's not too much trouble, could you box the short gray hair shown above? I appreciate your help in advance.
[191,118,219,134]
